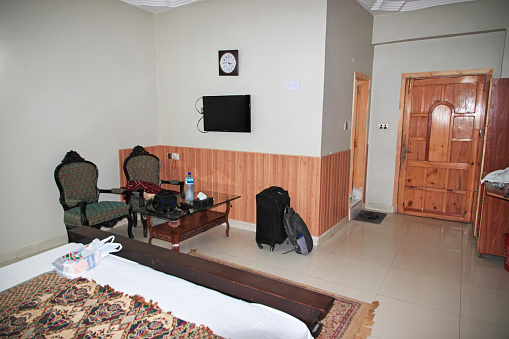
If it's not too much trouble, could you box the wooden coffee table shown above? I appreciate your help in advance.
[132,191,240,252]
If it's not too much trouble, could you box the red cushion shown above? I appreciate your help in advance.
[123,180,163,194]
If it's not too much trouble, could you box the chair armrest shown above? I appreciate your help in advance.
[161,180,185,195]
[99,188,128,194]
[78,200,89,226]
[99,188,132,205]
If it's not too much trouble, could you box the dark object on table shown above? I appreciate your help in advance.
[152,190,178,212]
[256,186,290,251]
[54,150,133,239]
[179,202,193,211]
[193,197,214,209]
[123,145,184,237]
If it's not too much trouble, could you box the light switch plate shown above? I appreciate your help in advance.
[285,80,299,91]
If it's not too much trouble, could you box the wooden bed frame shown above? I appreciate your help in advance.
[68,227,334,337]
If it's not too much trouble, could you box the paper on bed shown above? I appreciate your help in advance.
[0,243,313,339]
[49,236,121,279]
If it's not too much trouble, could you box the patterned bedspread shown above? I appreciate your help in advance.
[0,272,221,338]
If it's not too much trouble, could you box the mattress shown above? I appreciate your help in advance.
[0,243,312,339]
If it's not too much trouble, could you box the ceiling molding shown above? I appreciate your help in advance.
[357,0,476,15]
[119,0,204,13]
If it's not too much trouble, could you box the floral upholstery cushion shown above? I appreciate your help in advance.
[64,201,130,227]
[125,155,159,185]
[58,162,97,206]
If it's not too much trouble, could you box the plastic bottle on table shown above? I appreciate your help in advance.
[185,172,194,202]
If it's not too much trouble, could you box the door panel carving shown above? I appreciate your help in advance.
[428,104,452,162]
[397,74,488,222]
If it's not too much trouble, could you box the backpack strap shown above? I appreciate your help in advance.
[283,206,298,246]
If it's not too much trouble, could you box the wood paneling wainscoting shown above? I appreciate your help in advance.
[119,146,350,238]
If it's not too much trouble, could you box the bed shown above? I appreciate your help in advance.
[0,227,334,338]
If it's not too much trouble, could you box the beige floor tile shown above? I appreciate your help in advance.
[405,223,463,251]
[379,267,461,314]
[331,235,401,266]
[460,316,509,339]
[461,283,509,327]
[311,254,389,293]
[370,295,459,339]
[392,240,462,281]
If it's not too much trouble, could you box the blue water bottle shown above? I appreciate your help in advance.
[185,172,194,202]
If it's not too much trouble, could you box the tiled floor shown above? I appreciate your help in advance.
[106,214,509,338]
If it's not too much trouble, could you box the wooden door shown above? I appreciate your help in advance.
[397,75,489,222]
[350,73,370,202]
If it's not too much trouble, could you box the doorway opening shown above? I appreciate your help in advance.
[349,72,371,219]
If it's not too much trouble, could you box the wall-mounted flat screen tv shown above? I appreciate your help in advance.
[203,95,251,132]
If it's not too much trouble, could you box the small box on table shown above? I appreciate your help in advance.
[193,197,213,209]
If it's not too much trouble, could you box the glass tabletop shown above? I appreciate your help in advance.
[131,190,241,221]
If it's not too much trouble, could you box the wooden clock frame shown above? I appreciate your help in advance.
[218,50,239,76]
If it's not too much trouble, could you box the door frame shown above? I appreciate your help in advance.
[349,72,371,202]
[392,68,493,217]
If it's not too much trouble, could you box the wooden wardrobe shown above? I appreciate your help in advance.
[474,78,509,256]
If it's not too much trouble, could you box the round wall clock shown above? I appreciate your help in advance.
[219,50,239,76]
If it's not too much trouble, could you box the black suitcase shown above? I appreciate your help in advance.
[256,186,290,251]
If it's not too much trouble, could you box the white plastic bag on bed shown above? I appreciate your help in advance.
[50,236,122,279]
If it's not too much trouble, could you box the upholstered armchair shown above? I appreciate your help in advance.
[55,151,134,238]
[123,145,184,237]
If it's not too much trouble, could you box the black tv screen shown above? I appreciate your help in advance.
[203,95,251,132]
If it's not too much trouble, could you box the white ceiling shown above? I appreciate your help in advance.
[118,0,477,15]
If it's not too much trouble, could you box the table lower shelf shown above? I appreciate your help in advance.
[147,209,229,251]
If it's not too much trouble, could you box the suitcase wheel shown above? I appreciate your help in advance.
[257,243,263,249]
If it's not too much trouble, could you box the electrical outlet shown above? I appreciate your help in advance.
[171,153,179,160]
[285,80,299,91]
[378,123,389,130]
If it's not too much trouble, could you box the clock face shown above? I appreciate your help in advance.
[220,52,237,73]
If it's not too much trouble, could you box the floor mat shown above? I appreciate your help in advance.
[353,210,386,224]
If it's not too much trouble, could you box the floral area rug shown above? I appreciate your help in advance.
[189,250,379,339]
[0,272,221,338]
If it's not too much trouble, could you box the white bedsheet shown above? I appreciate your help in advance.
[0,243,312,339]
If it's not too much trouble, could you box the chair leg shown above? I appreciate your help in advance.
[127,213,134,239]
[132,212,138,228]
[141,214,148,238]
[65,225,77,242]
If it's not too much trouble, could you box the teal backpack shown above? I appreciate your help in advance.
[283,207,313,255]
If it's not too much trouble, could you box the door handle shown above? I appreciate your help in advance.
[402,145,412,161]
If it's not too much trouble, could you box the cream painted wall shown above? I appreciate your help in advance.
[321,0,373,156]
[155,0,328,157]
[372,0,509,78]
[365,31,505,210]
[0,0,159,258]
